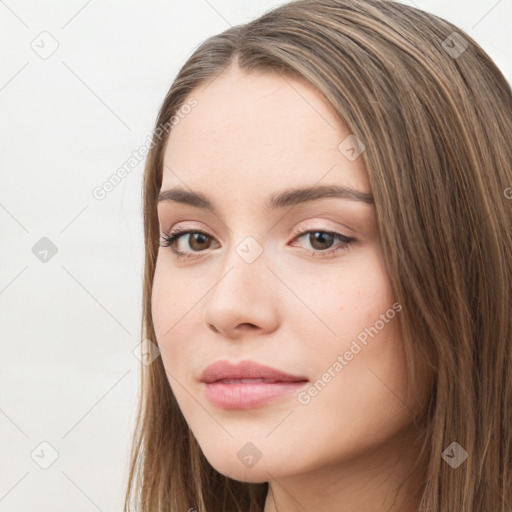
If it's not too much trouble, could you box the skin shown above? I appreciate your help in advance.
[152,64,431,512]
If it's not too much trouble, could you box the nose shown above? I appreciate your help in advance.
[202,248,280,339]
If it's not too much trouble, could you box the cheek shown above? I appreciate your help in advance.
[295,249,397,353]
[151,259,172,340]
[151,259,194,371]
[290,251,410,435]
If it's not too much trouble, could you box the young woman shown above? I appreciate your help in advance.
[124,1,512,510]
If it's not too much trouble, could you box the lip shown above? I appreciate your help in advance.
[199,360,309,410]
[200,359,308,383]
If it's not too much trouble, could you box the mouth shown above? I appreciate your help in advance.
[199,359,308,384]
[199,360,309,410]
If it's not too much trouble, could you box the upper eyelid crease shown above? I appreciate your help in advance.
[156,184,374,215]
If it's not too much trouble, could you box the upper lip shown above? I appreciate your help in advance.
[199,360,309,384]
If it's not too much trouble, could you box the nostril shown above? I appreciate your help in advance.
[209,324,220,334]
[239,323,258,330]
[208,322,258,335]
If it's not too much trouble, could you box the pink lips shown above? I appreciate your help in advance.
[199,360,309,410]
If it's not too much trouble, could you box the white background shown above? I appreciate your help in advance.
[0,1,510,510]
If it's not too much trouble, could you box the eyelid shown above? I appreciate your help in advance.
[289,219,358,238]
[161,217,357,238]
[162,220,354,243]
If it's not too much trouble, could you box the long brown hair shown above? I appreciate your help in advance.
[124,1,512,510]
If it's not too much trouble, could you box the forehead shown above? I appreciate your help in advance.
[162,64,370,197]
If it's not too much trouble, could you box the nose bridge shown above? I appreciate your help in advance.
[233,233,266,266]
[212,232,268,298]
[202,230,279,335]
[219,208,272,269]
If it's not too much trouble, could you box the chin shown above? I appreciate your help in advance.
[199,445,275,483]
[210,458,270,483]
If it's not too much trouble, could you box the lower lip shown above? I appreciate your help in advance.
[202,381,309,409]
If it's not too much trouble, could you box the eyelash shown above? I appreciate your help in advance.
[158,226,357,260]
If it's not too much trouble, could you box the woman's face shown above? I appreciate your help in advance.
[152,64,428,484]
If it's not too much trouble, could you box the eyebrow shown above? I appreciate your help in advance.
[157,184,374,213]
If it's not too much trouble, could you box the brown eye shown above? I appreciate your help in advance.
[291,229,357,258]
[187,233,212,251]
[159,229,217,259]
[307,231,336,251]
